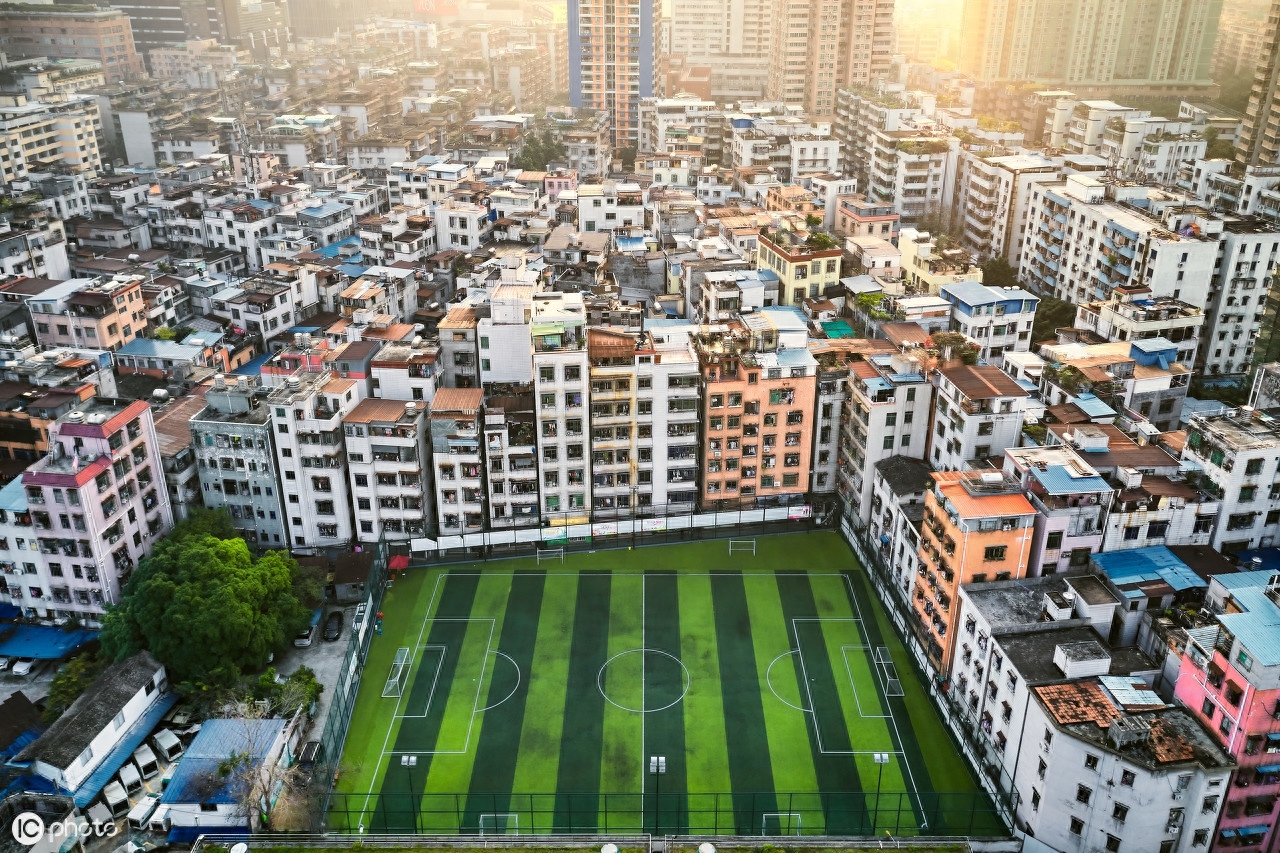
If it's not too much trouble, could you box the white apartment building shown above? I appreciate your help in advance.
[839,350,934,522]
[434,200,493,250]
[574,183,644,234]
[952,151,1061,267]
[867,455,933,597]
[344,399,432,545]
[1014,678,1233,853]
[1043,100,1149,155]
[930,364,1027,472]
[370,340,440,403]
[388,161,472,207]
[806,174,858,230]
[866,127,957,225]
[270,371,360,552]
[478,279,537,386]
[532,291,592,522]
[1100,466,1219,552]
[1074,287,1205,369]
[0,219,71,281]
[1183,407,1280,554]
[637,95,718,154]
[834,87,936,179]
[20,398,174,616]
[940,281,1038,362]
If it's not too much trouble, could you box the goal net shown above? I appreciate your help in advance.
[536,547,565,564]
[383,647,410,698]
[728,539,757,555]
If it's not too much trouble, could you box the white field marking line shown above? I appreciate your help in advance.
[640,571,646,805]
[838,573,927,822]
[392,645,446,718]
[477,650,521,713]
[386,618,496,756]
[596,648,691,713]
[765,650,809,712]
[839,645,892,720]
[357,570,449,825]
[791,618,900,754]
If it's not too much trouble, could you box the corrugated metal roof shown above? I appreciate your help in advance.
[1031,464,1111,495]
[1092,546,1206,592]
[162,718,286,805]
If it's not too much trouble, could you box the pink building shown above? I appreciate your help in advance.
[1174,570,1280,851]
[21,399,174,613]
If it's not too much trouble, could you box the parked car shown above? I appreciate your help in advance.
[322,610,343,641]
[294,625,316,648]
[0,656,10,671]
[11,658,36,676]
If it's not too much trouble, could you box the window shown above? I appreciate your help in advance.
[885,412,896,426]
[1120,770,1135,786]
[1031,788,1040,810]
[1104,835,1120,852]
[1045,531,1063,550]
[1112,803,1128,821]
[984,545,1006,562]
[1069,817,1084,835]
[1085,754,1099,770]
[1076,785,1092,804]
[1192,829,1208,847]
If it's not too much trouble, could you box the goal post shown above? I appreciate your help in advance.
[382,647,410,698]
[536,547,565,564]
[728,539,757,555]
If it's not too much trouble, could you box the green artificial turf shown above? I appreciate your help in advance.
[328,533,1003,837]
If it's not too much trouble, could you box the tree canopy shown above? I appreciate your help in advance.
[980,256,1018,289]
[1030,293,1077,349]
[510,129,567,171]
[100,510,311,690]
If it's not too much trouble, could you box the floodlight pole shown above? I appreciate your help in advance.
[402,754,418,831]
[872,752,890,832]
[649,755,666,833]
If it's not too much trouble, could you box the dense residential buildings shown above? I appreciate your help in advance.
[0,5,143,82]
[344,399,433,544]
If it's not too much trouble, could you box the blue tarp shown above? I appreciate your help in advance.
[72,692,178,807]
[0,626,97,660]
[0,774,60,802]
[0,603,19,620]
[0,728,42,763]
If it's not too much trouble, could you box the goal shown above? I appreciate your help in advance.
[536,547,565,564]
[728,539,757,555]
[382,647,410,698]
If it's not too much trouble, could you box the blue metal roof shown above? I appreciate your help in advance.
[338,263,369,277]
[314,235,361,258]
[72,692,178,807]
[298,201,350,219]
[1092,546,1207,594]
[232,352,272,376]
[1031,464,1111,495]
[117,339,210,360]
[162,719,287,805]
[1073,393,1117,418]
[1212,569,1280,666]
[0,626,97,660]
[0,478,28,514]
[167,826,249,844]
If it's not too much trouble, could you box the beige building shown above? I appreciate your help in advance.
[766,0,894,119]
[0,95,102,184]
[0,5,143,82]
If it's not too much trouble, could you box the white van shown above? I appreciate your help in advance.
[147,805,171,834]
[127,795,160,831]
[118,761,142,795]
[133,743,159,779]
[102,780,130,817]
[152,728,183,762]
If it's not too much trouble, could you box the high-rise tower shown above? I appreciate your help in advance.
[569,0,662,148]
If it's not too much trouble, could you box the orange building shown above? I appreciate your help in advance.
[915,470,1036,671]
[692,316,818,509]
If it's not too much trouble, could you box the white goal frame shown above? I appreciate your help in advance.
[536,547,565,564]
[382,647,410,697]
[761,812,802,836]
[478,813,519,835]
[728,539,757,555]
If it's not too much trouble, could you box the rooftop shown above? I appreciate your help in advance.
[1210,570,1280,666]
[1092,546,1208,596]
[432,387,484,414]
[874,455,933,497]
[344,398,426,424]
[942,364,1025,399]
[161,718,286,805]
[932,470,1036,519]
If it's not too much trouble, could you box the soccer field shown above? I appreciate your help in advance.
[329,533,1002,837]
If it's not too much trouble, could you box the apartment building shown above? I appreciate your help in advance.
[0,218,70,281]
[574,183,644,234]
[915,469,1036,671]
[637,95,719,154]
[1039,339,1192,432]
[766,0,894,119]
[0,5,142,82]
[344,399,432,545]
[1101,466,1220,553]
[1017,678,1233,853]
[434,200,493,251]
[369,340,439,403]
[837,350,934,522]
[480,394,539,529]
[1004,445,1113,576]
[430,388,485,536]
[833,87,935,180]
[898,229,983,295]
[532,291,592,522]
[1074,286,1205,369]
[568,0,661,146]
[27,276,147,353]
[0,96,103,184]
[269,371,359,553]
[1182,408,1280,554]
[691,312,818,509]
[152,391,205,524]
[190,374,286,549]
[18,398,173,616]
[833,195,900,241]
[951,151,1061,268]
[868,455,933,597]
[756,227,842,308]
[940,282,1038,362]
[865,128,957,225]
[1237,0,1280,168]
[1174,569,1280,852]
[929,364,1028,472]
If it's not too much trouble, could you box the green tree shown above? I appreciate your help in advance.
[1030,293,1078,349]
[1203,127,1237,161]
[100,524,310,690]
[805,232,840,250]
[617,145,637,172]
[980,256,1018,289]
[43,651,106,724]
[153,326,177,341]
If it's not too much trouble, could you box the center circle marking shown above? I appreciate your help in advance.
[597,648,691,713]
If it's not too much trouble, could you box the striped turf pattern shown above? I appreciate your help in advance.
[331,533,1001,837]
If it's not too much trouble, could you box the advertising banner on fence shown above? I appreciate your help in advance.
[788,505,813,520]
[641,518,668,532]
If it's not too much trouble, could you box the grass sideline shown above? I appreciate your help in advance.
[331,532,990,834]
